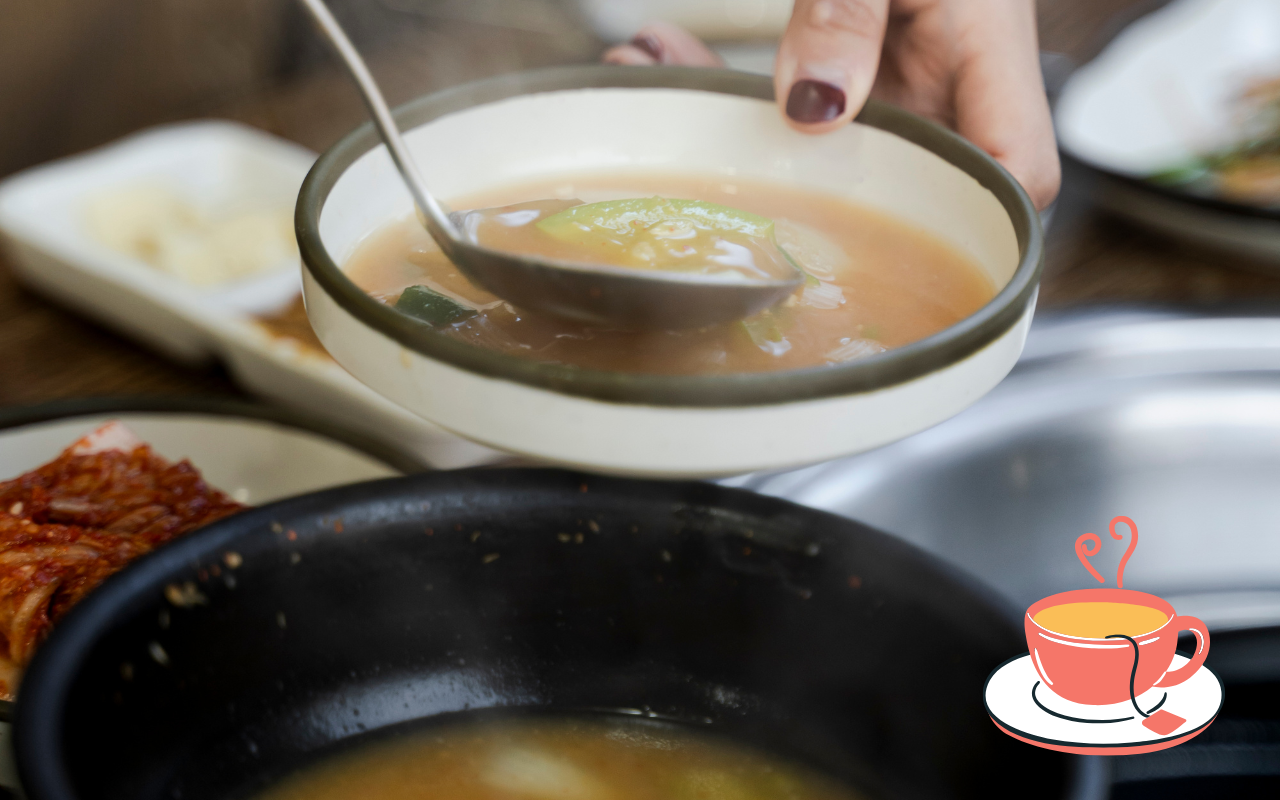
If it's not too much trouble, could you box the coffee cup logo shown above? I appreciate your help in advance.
[984,517,1224,755]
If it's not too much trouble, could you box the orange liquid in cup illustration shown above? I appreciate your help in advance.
[1025,588,1209,706]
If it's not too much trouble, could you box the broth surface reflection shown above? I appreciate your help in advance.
[254,716,866,800]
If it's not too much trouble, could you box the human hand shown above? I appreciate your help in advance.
[604,1,1060,210]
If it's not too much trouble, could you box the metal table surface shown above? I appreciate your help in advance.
[734,308,1280,629]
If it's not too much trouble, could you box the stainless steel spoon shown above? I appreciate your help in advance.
[297,0,803,330]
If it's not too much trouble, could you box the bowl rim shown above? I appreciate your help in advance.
[297,65,1043,408]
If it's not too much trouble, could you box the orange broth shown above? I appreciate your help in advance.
[344,173,995,375]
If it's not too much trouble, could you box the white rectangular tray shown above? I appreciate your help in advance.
[0,120,503,470]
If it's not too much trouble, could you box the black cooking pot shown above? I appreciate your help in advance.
[14,470,1103,800]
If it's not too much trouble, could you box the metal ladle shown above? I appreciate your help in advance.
[297,0,803,330]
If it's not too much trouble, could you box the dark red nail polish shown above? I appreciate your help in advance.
[631,33,663,62]
[786,79,846,123]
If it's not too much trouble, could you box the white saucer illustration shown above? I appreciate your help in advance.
[985,653,1224,755]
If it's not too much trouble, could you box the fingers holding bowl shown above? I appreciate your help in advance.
[774,0,890,133]
[599,1,1060,211]
[951,0,1061,209]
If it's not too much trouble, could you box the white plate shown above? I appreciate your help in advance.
[1055,0,1280,261]
[207,315,507,470]
[0,404,408,505]
[986,653,1223,755]
[1057,0,1280,178]
[0,121,505,470]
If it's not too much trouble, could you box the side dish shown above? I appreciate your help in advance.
[0,422,243,698]
[1152,75,1280,207]
[347,173,995,375]
[84,183,298,286]
[255,295,332,358]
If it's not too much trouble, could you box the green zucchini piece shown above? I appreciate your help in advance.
[534,197,802,279]
[536,197,775,241]
[395,285,477,326]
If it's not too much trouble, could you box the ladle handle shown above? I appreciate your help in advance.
[295,0,457,243]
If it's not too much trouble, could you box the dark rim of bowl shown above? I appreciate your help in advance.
[297,65,1043,408]
[0,396,429,722]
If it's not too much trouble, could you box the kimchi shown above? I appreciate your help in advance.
[0,422,244,699]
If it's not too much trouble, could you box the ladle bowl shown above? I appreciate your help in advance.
[299,0,801,330]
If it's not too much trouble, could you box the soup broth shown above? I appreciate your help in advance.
[255,716,865,800]
[345,173,996,375]
[1033,602,1170,639]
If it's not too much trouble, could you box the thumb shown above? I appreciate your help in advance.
[774,0,889,134]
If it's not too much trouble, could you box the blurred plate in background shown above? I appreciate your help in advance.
[575,0,790,41]
[1055,0,1280,264]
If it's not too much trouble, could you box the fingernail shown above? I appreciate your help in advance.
[786,79,846,124]
[630,33,663,62]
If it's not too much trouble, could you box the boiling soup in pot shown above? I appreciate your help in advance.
[255,715,865,800]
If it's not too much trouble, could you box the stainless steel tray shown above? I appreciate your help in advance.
[734,308,1280,630]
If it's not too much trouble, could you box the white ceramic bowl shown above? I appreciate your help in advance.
[298,67,1042,478]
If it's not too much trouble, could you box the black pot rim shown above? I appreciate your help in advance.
[296,65,1044,408]
[12,467,1047,800]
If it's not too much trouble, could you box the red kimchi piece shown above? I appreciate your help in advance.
[0,422,244,698]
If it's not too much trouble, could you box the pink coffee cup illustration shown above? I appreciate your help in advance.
[1025,587,1209,706]
[989,516,1221,755]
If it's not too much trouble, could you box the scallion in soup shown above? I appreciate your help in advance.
[345,173,996,375]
